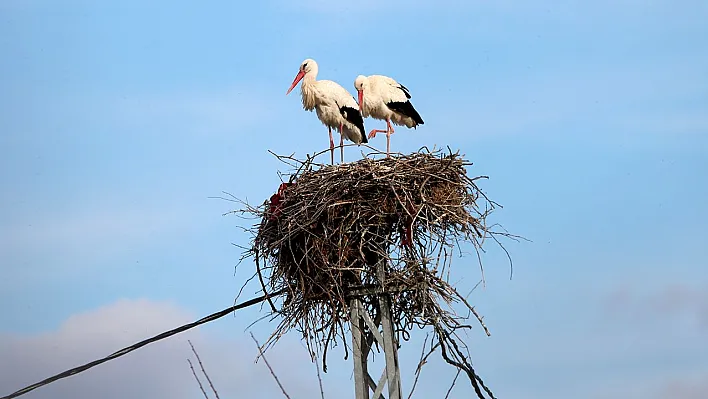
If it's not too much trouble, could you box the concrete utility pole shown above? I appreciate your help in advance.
[349,260,402,399]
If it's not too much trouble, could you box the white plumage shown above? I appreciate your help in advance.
[354,74,424,157]
[286,59,366,163]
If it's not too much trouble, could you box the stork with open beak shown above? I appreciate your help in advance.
[354,74,424,157]
[286,59,367,164]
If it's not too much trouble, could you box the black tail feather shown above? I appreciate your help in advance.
[339,105,367,144]
[398,84,412,99]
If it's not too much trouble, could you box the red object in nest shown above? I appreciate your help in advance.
[269,182,293,221]
[402,225,413,247]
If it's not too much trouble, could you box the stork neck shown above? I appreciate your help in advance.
[300,74,318,110]
[302,71,317,84]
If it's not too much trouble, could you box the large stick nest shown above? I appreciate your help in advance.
[236,147,513,398]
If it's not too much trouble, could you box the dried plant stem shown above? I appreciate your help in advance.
[187,358,209,399]
[444,369,461,399]
[188,340,221,399]
[314,352,326,399]
[250,332,291,399]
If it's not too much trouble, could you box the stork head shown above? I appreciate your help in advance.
[354,75,368,111]
[286,59,318,95]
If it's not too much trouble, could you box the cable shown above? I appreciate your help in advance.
[1,289,286,399]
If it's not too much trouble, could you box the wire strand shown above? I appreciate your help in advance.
[0,289,286,399]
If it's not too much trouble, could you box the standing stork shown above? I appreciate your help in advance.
[286,59,367,164]
[354,75,424,157]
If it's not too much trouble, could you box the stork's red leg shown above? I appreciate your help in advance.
[339,122,344,163]
[385,119,395,157]
[328,127,335,165]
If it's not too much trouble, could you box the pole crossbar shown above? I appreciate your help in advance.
[345,283,420,298]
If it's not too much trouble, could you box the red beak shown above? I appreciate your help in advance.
[286,70,306,95]
[357,89,363,111]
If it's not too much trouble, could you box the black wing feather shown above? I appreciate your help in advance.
[386,101,424,126]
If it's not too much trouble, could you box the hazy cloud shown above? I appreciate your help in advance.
[605,281,708,331]
[594,371,708,399]
[654,374,708,399]
[0,299,329,399]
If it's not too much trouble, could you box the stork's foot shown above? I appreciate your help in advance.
[368,129,387,140]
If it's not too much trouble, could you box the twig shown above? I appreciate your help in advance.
[187,358,209,399]
[314,352,326,399]
[250,332,291,399]
[256,255,278,313]
[452,290,491,337]
[436,325,496,399]
[188,340,221,399]
[406,333,441,399]
[406,335,429,399]
[444,369,461,399]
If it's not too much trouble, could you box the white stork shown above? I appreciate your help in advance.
[286,59,367,164]
[354,75,424,157]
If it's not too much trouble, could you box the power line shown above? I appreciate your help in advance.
[1,289,286,399]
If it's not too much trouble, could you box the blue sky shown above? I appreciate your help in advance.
[1,0,707,398]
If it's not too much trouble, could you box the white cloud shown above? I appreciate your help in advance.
[0,299,328,399]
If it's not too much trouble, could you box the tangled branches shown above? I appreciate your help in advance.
[236,147,513,398]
